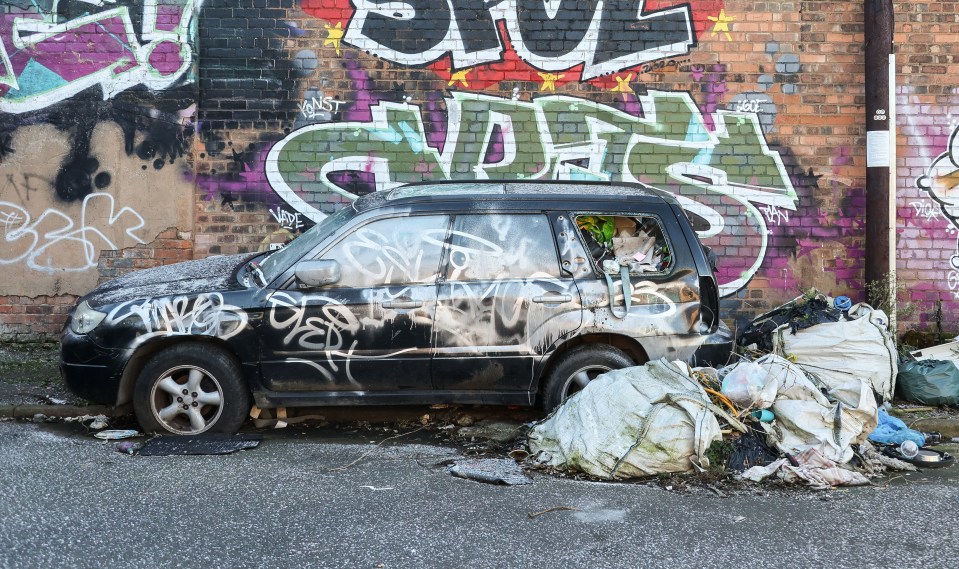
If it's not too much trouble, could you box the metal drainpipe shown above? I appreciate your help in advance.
[864,0,896,331]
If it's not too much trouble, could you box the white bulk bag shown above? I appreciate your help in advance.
[772,303,897,401]
[527,360,724,479]
[757,355,877,463]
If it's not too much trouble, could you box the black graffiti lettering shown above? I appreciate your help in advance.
[593,0,693,67]
[516,0,597,58]
[345,0,694,78]
[358,0,451,55]
[449,0,501,56]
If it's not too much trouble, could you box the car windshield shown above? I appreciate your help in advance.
[257,206,356,284]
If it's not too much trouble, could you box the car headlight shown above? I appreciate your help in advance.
[70,301,106,334]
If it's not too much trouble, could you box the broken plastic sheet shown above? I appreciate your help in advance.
[448,458,532,485]
[772,303,898,401]
[740,448,870,489]
[723,355,877,464]
[527,360,739,479]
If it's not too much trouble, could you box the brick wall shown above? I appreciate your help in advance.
[0,1,956,341]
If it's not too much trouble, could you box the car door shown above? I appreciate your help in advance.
[259,213,450,392]
[432,212,583,392]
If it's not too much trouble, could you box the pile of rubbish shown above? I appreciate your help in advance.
[528,291,953,488]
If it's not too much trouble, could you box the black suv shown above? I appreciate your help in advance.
[62,181,722,434]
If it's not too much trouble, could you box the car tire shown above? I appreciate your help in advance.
[541,345,635,412]
[133,343,250,435]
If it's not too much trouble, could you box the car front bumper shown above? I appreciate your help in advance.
[60,330,130,405]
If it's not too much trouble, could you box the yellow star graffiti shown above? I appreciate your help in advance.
[708,10,736,41]
[611,73,634,101]
[448,68,471,88]
[537,72,564,92]
[324,22,344,55]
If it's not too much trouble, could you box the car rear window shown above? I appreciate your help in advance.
[575,214,672,275]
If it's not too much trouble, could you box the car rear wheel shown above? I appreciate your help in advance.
[542,345,634,412]
[133,344,250,435]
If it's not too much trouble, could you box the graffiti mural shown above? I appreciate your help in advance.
[265,90,797,295]
[916,124,959,298]
[302,0,726,88]
[0,0,202,113]
[0,191,145,272]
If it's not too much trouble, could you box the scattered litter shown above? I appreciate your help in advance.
[42,396,68,405]
[32,413,46,423]
[894,406,938,413]
[250,406,325,429]
[727,355,877,464]
[527,506,580,519]
[733,516,746,523]
[508,448,530,461]
[135,434,262,456]
[115,441,140,455]
[94,429,141,441]
[881,445,954,469]
[64,414,110,429]
[740,448,871,489]
[706,485,727,498]
[457,420,523,443]
[448,458,532,485]
[359,486,394,491]
[896,359,959,406]
[869,408,926,447]
[727,429,781,472]
[721,361,777,409]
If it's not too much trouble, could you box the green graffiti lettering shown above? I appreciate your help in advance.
[265,91,797,294]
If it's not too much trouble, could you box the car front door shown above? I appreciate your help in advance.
[259,214,450,392]
[432,212,583,392]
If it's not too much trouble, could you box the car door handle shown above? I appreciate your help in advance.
[382,300,423,309]
[532,294,572,304]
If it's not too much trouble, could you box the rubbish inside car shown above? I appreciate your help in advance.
[61,181,725,435]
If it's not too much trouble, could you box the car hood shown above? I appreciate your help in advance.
[84,253,257,308]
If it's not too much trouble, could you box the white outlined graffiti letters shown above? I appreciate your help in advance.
[265,91,797,294]
[344,0,694,80]
[0,0,203,113]
[107,292,249,340]
[0,192,145,272]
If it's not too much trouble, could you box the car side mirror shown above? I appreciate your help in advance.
[295,259,340,289]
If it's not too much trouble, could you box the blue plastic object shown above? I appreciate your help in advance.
[868,407,926,447]
[834,295,852,311]
[750,409,775,423]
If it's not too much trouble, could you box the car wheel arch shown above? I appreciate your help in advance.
[534,333,648,398]
[116,336,244,407]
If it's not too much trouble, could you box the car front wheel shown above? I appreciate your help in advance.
[541,344,635,412]
[133,344,250,435]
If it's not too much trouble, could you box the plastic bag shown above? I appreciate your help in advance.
[720,361,778,409]
[897,359,959,405]
[868,407,926,447]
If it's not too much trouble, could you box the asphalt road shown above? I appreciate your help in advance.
[1,420,957,569]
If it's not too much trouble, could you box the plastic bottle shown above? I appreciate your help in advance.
[900,440,919,459]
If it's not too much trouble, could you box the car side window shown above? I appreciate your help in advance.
[576,214,672,274]
[320,215,450,287]
[445,214,561,281]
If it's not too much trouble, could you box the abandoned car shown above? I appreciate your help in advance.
[61,181,725,434]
